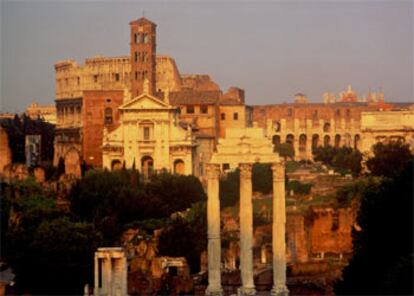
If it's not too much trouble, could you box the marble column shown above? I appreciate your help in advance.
[238,163,256,296]
[94,255,99,296]
[206,163,223,296]
[271,163,289,296]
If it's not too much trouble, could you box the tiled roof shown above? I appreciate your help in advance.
[168,90,221,105]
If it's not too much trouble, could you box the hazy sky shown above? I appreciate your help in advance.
[1,0,413,112]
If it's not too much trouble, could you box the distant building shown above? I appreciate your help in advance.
[25,103,57,124]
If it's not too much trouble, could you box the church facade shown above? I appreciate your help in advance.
[102,83,195,176]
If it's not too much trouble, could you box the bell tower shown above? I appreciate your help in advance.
[130,17,156,97]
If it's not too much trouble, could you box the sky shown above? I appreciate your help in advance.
[1,0,413,113]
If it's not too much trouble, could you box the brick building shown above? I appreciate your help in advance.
[53,16,414,173]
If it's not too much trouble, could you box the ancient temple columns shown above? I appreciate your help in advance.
[238,163,256,296]
[94,247,128,296]
[271,163,289,296]
[206,160,287,296]
[206,163,223,296]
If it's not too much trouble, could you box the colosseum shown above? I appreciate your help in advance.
[53,16,414,174]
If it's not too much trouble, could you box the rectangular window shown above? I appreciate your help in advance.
[221,113,226,120]
[143,127,150,140]
[233,112,238,120]
[93,75,98,83]
[115,73,120,81]
[135,71,138,80]
[187,105,195,114]
[134,52,138,62]
[200,105,208,114]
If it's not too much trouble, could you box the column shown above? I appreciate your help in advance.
[238,163,256,296]
[271,163,289,296]
[94,255,99,296]
[106,256,112,296]
[206,163,223,296]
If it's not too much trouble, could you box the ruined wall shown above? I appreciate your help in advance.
[0,127,12,174]
[181,74,220,91]
[252,103,382,159]
[308,207,354,256]
[156,55,183,92]
[26,103,57,124]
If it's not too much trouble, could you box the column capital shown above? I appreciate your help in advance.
[271,162,285,181]
[239,163,252,179]
[206,163,221,180]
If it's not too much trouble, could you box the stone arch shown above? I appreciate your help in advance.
[141,155,154,178]
[323,122,331,133]
[173,159,185,175]
[286,134,294,145]
[354,134,361,150]
[335,134,341,148]
[324,135,331,147]
[64,147,81,177]
[299,134,307,152]
[312,134,319,150]
[344,133,352,147]
[272,135,281,152]
[274,121,281,132]
[111,159,122,170]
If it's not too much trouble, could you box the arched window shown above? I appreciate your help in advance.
[143,33,149,43]
[104,107,113,124]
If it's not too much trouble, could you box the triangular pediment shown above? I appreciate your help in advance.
[119,93,172,110]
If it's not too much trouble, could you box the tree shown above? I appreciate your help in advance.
[158,202,207,273]
[313,146,362,176]
[275,143,295,160]
[366,141,412,178]
[335,160,413,295]
[2,179,102,295]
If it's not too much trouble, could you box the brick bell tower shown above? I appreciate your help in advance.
[130,17,156,97]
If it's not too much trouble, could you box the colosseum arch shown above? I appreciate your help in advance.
[299,134,307,152]
[335,134,341,148]
[354,134,361,150]
[312,134,319,150]
[323,122,331,133]
[286,134,294,145]
[344,133,352,147]
[324,135,331,147]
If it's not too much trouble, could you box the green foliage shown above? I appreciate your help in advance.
[313,146,362,176]
[275,143,295,159]
[285,160,301,173]
[366,141,412,178]
[252,163,272,194]
[220,163,275,208]
[335,177,381,208]
[220,169,240,208]
[335,160,413,295]
[2,180,101,295]
[69,170,206,245]
[158,202,207,273]
[287,180,313,195]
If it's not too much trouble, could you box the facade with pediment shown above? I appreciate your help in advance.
[102,83,196,176]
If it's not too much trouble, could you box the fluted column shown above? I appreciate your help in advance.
[271,163,289,296]
[94,255,99,296]
[206,163,223,296]
[238,163,256,296]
